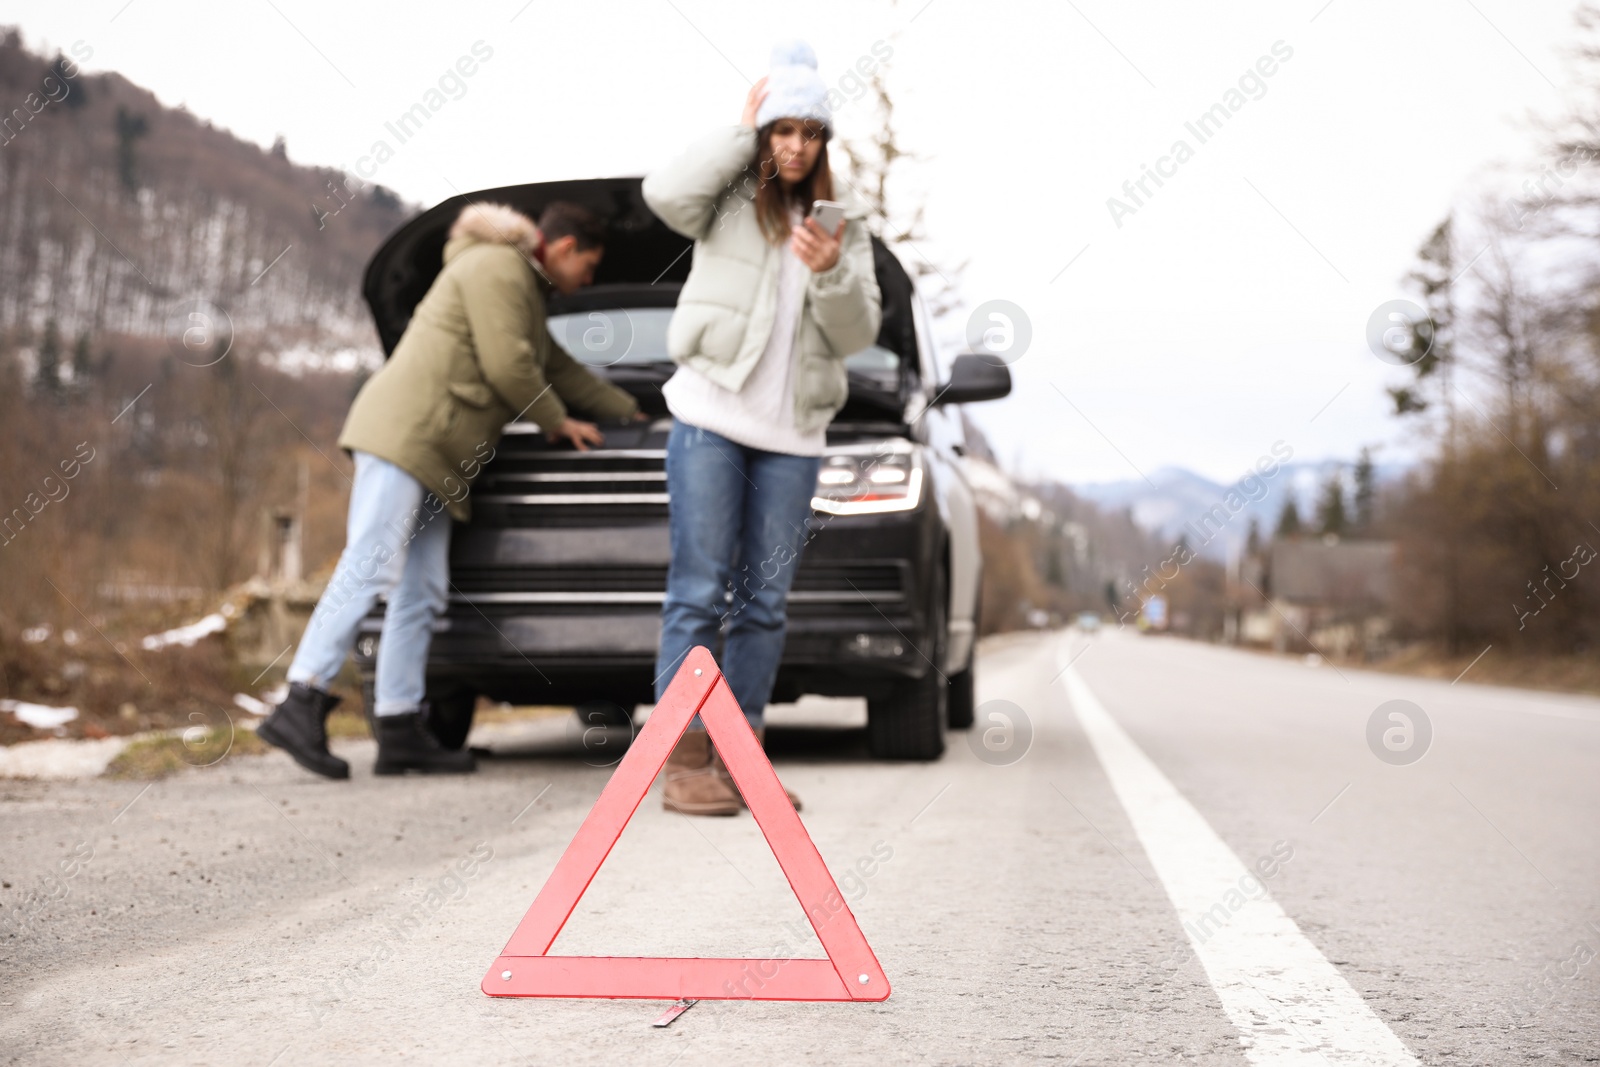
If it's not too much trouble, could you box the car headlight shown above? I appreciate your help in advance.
[811,443,924,515]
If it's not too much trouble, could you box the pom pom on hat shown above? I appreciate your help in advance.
[755,38,831,131]
[770,39,817,68]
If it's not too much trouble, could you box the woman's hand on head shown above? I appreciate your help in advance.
[740,77,769,129]
[792,217,845,273]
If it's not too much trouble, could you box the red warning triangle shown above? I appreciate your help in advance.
[481,645,890,1002]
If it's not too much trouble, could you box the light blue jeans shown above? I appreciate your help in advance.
[287,452,452,716]
[654,421,821,727]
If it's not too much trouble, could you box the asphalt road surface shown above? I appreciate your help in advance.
[3,628,1597,1065]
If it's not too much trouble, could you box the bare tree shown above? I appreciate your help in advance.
[195,353,279,591]
[834,66,967,320]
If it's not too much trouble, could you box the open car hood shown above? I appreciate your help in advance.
[361,178,919,417]
[362,178,687,356]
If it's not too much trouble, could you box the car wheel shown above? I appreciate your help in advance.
[424,685,478,751]
[948,564,981,731]
[946,668,975,731]
[361,678,477,751]
[867,566,948,760]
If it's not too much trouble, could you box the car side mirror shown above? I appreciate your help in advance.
[932,353,1012,406]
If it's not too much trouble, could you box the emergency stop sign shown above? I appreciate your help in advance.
[481,645,891,1001]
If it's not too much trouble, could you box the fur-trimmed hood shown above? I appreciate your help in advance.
[445,202,543,261]
[340,198,638,523]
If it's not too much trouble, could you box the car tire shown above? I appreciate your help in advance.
[867,566,948,760]
[946,668,975,731]
[365,678,478,751]
[424,685,478,751]
[948,564,981,731]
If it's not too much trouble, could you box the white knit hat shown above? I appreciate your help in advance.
[755,40,831,132]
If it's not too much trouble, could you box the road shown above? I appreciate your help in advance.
[2,628,1597,1065]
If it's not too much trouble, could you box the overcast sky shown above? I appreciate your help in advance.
[10,0,1585,486]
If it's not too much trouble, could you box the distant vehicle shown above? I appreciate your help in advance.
[353,178,1012,760]
[1075,612,1101,633]
[1142,595,1168,631]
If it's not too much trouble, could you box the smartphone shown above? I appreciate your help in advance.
[808,199,845,234]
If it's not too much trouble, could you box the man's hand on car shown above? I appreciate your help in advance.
[548,417,605,451]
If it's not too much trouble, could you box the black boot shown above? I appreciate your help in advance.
[257,682,349,780]
[374,709,477,775]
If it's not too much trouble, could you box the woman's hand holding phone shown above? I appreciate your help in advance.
[792,215,845,273]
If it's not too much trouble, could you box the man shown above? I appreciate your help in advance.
[258,200,641,778]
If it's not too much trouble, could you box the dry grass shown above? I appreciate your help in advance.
[473,703,572,725]
[100,704,576,779]
[105,726,269,779]
[0,617,245,744]
[1371,642,1600,698]
[325,710,371,740]
[317,703,570,740]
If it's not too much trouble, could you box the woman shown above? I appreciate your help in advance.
[642,40,882,816]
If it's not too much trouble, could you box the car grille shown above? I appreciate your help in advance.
[451,436,912,617]
[448,562,910,614]
[470,447,669,525]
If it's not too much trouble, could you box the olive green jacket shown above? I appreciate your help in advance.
[339,204,639,521]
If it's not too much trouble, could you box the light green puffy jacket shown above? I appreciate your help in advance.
[642,125,883,434]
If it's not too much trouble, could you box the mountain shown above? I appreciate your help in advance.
[1072,459,1408,561]
[0,29,414,366]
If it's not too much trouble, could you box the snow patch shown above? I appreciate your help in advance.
[266,342,382,375]
[140,613,227,651]
[0,736,128,779]
[0,700,80,730]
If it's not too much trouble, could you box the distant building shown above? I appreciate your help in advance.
[1232,538,1397,659]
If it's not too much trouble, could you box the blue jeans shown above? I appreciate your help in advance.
[655,421,821,727]
[287,452,452,716]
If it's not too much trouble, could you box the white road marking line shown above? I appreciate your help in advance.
[1055,645,1420,1066]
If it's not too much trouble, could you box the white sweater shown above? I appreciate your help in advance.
[661,212,827,457]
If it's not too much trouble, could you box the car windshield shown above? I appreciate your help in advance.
[547,307,898,380]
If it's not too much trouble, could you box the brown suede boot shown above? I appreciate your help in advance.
[715,726,802,812]
[662,729,741,816]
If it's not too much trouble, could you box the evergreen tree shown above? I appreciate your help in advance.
[1388,216,1455,417]
[1274,497,1302,538]
[1352,448,1376,533]
[35,320,62,401]
[1315,472,1348,536]
[51,54,88,109]
[1044,544,1065,587]
[71,331,92,390]
[369,185,402,213]
[115,108,149,192]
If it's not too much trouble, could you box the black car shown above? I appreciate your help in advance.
[353,178,1010,759]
